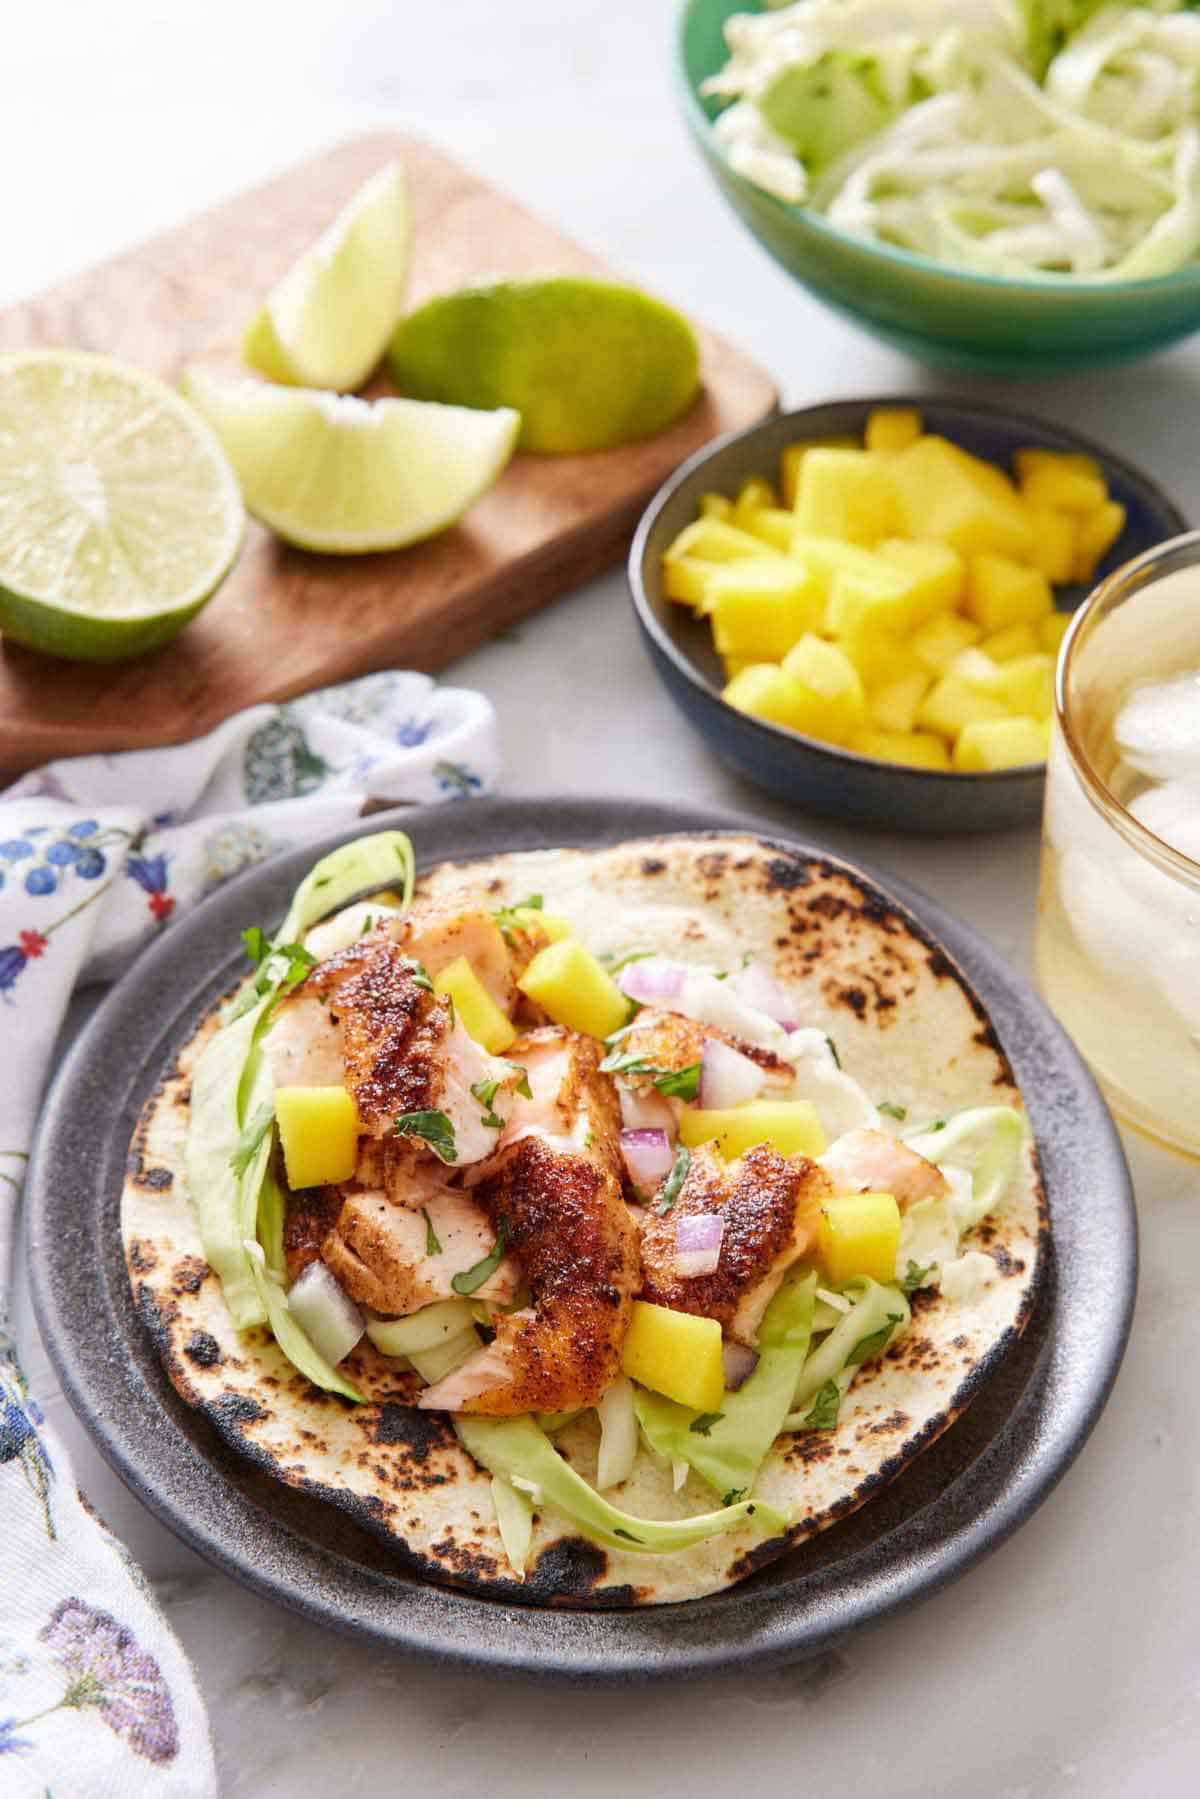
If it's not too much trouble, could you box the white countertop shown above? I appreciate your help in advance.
[6,3,1200,1794]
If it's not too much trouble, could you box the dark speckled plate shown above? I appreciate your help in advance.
[25,798,1136,1681]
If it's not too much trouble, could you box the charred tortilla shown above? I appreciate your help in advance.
[121,833,1046,1607]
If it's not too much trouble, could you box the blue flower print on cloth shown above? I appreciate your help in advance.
[0,667,498,1796]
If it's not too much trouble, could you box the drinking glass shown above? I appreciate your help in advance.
[1036,530,1200,1156]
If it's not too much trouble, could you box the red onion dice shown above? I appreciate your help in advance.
[618,957,686,1006]
[722,1341,760,1391]
[620,1127,674,1190]
[698,1037,766,1110]
[673,1211,724,1277]
[728,964,799,1031]
[287,1260,365,1366]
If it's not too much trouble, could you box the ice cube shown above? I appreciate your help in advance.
[1128,778,1200,866]
[1114,673,1200,780]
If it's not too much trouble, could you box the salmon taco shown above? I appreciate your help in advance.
[122,829,1046,1606]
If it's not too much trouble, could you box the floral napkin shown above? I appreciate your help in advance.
[0,670,499,1796]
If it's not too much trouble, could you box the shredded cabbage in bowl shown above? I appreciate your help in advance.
[704,0,1200,280]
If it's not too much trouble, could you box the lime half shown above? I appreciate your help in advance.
[180,369,519,554]
[0,350,244,663]
[243,162,411,392]
[388,276,701,454]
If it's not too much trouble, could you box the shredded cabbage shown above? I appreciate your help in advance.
[707,0,1200,278]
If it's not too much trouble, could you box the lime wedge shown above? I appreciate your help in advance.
[180,369,519,553]
[243,162,411,391]
[387,276,701,454]
[0,350,244,663]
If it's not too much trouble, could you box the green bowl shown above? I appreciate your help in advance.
[677,0,1200,374]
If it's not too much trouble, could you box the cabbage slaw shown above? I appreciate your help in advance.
[705,1,1200,280]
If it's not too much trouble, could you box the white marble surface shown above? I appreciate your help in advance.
[6,2,1200,1793]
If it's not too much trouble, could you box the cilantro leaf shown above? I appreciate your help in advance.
[689,1412,725,1436]
[604,948,654,974]
[654,1061,700,1102]
[241,925,269,967]
[900,1260,935,1296]
[878,1101,907,1122]
[471,1077,505,1130]
[655,1144,691,1215]
[230,1102,274,1177]
[393,1109,457,1164]
[451,1220,508,1295]
[847,1313,903,1366]
[423,1208,442,1256]
[722,1488,747,1507]
[597,1048,652,1077]
[492,894,544,944]
[406,959,434,992]
[802,1379,842,1430]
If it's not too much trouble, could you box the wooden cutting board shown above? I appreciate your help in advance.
[0,131,776,777]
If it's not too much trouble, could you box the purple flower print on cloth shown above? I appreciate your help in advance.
[38,1599,180,1766]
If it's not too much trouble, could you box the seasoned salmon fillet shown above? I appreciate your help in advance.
[614,1009,792,1086]
[320,1185,519,1314]
[638,1144,830,1346]
[384,900,515,1013]
[819,1128,947,1211]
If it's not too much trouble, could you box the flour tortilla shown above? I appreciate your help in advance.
[122,832,1046,1607]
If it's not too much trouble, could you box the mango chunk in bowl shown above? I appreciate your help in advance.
[628,398,1186,832]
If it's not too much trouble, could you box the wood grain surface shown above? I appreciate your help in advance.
[0,131,776,776]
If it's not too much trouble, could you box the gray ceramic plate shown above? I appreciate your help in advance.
[26,798,1135,1682]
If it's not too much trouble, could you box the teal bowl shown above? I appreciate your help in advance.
[677,0,1200,374]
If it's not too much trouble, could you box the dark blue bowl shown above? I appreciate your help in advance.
[628,396,1187,833]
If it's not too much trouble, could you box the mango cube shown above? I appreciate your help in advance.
[1070,499,1126,583]
[868,670,931,735]
[434,955,517,1055]
[662,555,708,609]
[274,1086,359,1191]
[739,506,797,552]
[916,674,1011,742]
[506,906,572,942]
[794,447,904,546]
[734,475,778,520]
[953,716,1050,771]
[990,652,1054,720]
[964,555,1053,633]
[778,635,867,743]
[817,1191,901,1286]
[874,537,965,619]
[889,436,1034,562]
[662,517,764,568]
[517,939,628,1040]
[839,624,924,690]
[723,664,814,731]
[911,610,982,675]
[864,406,922,453]
[1026,506,1076,584]
[1039,611,1071,655]
[780,436,859,508]
[678,1099,826,1160]
[1015,448,1108,514]
[704,558,824,658]
[699,491,732,520]
[849,727,950,770]
[621,1302,725,1412]
[980,623,1040,663]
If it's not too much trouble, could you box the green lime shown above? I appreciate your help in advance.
[0,350,244,663]
[387,276,701,453]
[180,369,519,553]
[243,162,411,392]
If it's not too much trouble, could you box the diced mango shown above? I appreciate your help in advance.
[780,436,859,508]
[734,475,778,520]
[506,906,573,942]
[274,1086,359,1191]
[889,436,1034,562]
[989,652,1054,720]
[817,1191,901,1286]
[723,664,814,731]
[739,506,797,552]
[678,1099,826,1160]
[778,635,867,744]
[699,492,732,520]
[621,1302,725,1412]
[964,554,1053,633]
[916,674,1011,742]
[949,647,1006,692]
[850,727,951,770]
[953,716,1050,771]
[980,623,1039,663]
[839,623,924,690]
[662,518,764,567]
[1026,507,1076,584]
[722,654,757,681]
[911,610,982,675]
[662,556,708,609]
[868,670,931,735]
[1015,448,1108,514]
[703,558,824,658]
[1070,499,1126,583]
[864,406,922,453]
[875,537,965,616]
[517,939,628,1040]
[794,447,904,546]
[434,955,517,1055]
[1039,611,1071,655]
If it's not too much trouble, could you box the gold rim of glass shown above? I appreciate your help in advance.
[1056,527,1200,889]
